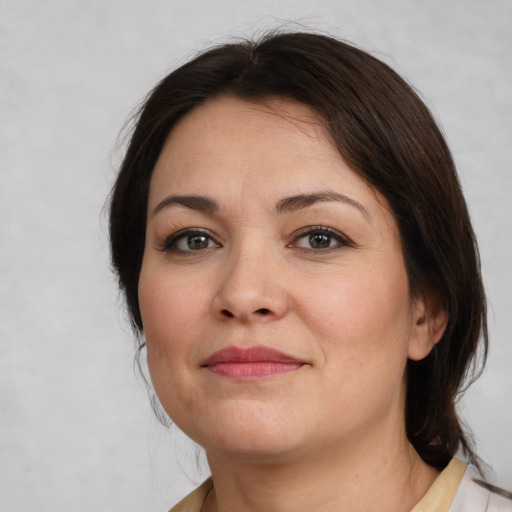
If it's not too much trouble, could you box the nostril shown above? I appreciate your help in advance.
[219,308,271,318]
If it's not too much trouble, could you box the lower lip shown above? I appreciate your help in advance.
[205,361,304,380]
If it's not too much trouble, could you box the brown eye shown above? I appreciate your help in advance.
[187,235,209,250]
[309,233,331,249]
[290,226,353,252]
[163,229,221,252]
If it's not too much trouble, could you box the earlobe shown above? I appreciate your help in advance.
[408,293,448,361]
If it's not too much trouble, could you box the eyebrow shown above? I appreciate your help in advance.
[276,191,369,219]
[152,195,218,216]
[152,191,369,219]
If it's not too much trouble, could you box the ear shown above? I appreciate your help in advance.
[408,289,448,361]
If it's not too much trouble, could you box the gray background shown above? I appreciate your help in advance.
[1,0,510,510]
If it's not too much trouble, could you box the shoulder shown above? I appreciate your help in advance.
[168,478,213,512]
[450,464,512,512]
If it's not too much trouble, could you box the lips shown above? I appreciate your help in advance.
[202,346,305,380]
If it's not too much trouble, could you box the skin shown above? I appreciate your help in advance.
[138,97,447,512]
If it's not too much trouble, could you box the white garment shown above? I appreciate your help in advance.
[450,464,512,512]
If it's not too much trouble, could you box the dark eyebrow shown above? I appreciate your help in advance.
[276,191,369,219]
[152,195,218,217]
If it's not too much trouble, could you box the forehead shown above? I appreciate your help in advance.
[150,97,369,201]
[170,95,328,142]
[160,97,336,171]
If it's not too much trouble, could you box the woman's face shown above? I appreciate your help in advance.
[139,97,432,462]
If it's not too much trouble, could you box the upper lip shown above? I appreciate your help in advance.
[202,345,302,366]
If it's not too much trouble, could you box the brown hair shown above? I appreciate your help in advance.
[109,31,487,470]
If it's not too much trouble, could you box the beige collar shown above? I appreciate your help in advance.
[411,458,467,512]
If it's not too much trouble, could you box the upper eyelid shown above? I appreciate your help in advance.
[160,228,220,251]
[290,225,354,245]
[293,225,343,235]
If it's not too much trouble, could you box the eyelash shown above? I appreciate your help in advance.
[160,228,220,253]
[289,226,354,252]
[160,226,354,254]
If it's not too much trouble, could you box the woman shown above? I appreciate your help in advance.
[109,32,511,511]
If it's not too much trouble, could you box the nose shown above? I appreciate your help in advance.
[212,246,289,323]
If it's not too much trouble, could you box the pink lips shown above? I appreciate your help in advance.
[202,346,304,380]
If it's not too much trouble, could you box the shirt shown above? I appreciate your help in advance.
[168,458,512,512]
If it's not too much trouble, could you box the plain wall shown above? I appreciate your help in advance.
[1,0,510,510]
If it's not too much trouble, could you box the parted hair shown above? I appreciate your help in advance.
[109,31,487,470]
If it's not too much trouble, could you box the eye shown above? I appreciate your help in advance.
[162,229,221,253]
[290,226,353,252]
[306,233,334,249]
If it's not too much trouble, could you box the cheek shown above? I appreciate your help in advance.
[137,271,210,421]
[139,265,209,335]
[302,267,413,422]
[138,269,211,380]
[299,262,413,368]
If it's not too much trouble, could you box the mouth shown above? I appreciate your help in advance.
[201,345,306,380]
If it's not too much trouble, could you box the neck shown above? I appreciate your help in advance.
[203,428,439,512]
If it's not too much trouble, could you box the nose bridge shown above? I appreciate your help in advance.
[214,233,288,321]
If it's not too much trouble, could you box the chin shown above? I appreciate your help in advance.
[181,406,310,462]
[203,433,305,464]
